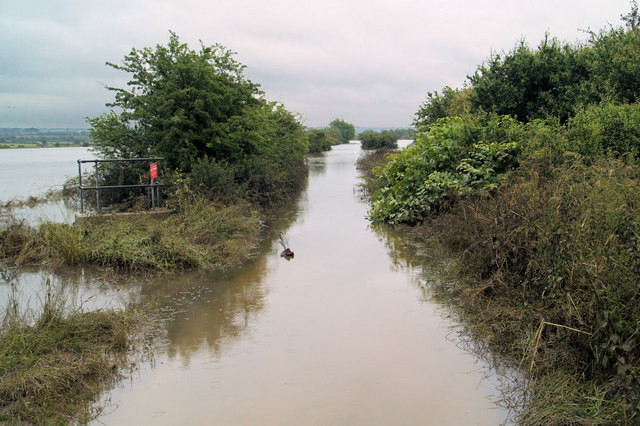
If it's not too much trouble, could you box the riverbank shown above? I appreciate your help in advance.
[0,195,262,274]
[0,282,145,423]
[358,149,640,424]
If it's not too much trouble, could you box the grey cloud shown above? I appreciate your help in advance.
[0,0,633,128]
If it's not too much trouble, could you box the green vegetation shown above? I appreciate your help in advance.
[303,119,356,154]
[306,128,337,153]
[88,31,308,206]
[1,33,310,422]
[0,192,260,273]
[358,129,399,150]
[368,116,519,223]
[0,128,90,148]
[362,4,640,423]
[0,286,141,423]
[413,87,472,128]
[328,118,356,144]
[389,127,416,140]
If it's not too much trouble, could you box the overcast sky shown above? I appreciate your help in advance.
[0,0,634,128]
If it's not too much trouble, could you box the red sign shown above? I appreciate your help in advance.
[150,162,158,180]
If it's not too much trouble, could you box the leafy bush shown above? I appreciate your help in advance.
[369,117,520,223]
[307,129,334,153]
[418,155,640,423]
[328,118,356,143]
[413,86,472,128]
[359,129,399,150]
[568,102,640,158]
[467,8,640,125]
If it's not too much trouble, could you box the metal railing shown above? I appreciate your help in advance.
[77,157,164,214]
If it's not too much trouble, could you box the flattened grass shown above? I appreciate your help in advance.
[0,197,261,273]
[0,291,140,423]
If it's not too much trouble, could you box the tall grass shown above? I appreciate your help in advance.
[358,146,640,422]
[0,280,140,423]
[0,196,261,273]
[404,155,640,423]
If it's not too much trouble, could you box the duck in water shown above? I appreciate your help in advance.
[279,233,294,260]
[281,247,294,259]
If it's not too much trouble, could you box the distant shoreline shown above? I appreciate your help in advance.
[0,143,90,149]
[0,128,91,149]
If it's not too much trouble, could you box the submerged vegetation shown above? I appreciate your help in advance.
[0,189,261,274]
[0,283,142,423]
[1,32,307,274]
[362,4,640,424]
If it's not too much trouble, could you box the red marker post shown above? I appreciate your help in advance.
[150,162,158,209]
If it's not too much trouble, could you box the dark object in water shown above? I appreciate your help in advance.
[281,248,294,259]
[278,233,294,260]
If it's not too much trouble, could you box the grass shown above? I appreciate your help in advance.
[0,281,142,423]
[0,196,262,274]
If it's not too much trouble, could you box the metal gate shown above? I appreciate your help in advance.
[77,157,164,214]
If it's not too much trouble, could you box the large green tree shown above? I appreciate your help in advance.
[88,32,307,203]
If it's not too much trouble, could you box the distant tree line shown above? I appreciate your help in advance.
[0,128,90,147]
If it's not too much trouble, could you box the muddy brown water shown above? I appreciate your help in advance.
[94,143,511,424]
[1,143,511,424]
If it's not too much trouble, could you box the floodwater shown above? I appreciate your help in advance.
[0,146,93,201]
[0,146,94,223]
[96,143,510,425]
[1,143,511,424]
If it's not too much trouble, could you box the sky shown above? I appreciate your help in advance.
[0,0,634,128]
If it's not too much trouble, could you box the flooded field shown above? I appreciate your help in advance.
[0,146,93,224]
[1,143,512,424]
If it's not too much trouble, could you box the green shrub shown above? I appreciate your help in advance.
[359,129,398,150]
[416,155,640,423]
[568,102,640,157]
[88,33,308,207]
[307,129,334,153]
[369,117,520,223]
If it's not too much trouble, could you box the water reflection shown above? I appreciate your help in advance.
[97,143,510,425]
[0,265,138,317]
[0,143,514,424]
[369,218,522,422]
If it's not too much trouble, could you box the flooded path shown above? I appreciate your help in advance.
[94,143,507,424]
